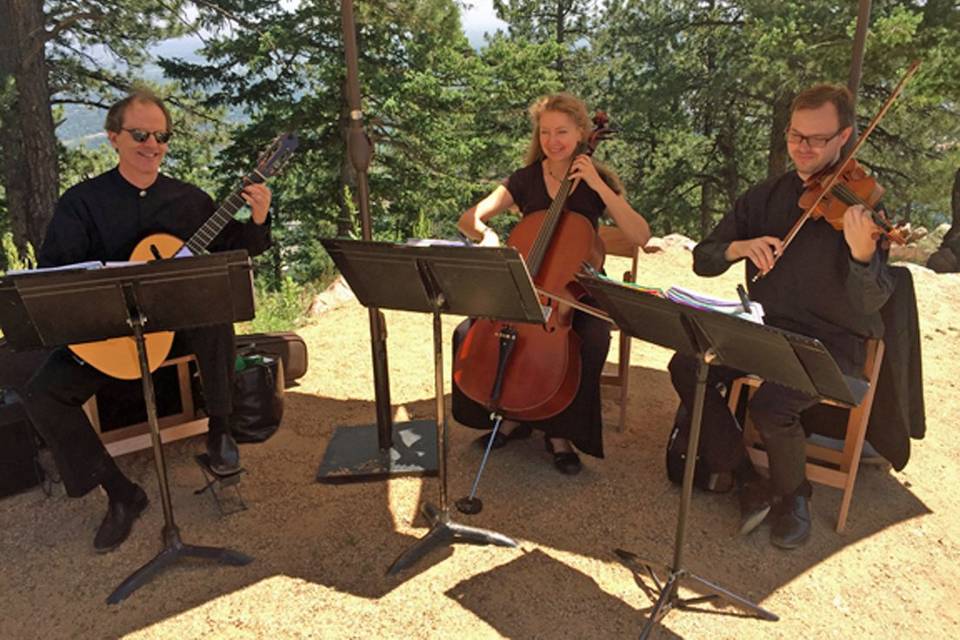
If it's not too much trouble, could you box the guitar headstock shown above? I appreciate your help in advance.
[255,132,299,179]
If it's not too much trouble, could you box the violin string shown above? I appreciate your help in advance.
[829,183,894,232]
[830,183,870,208]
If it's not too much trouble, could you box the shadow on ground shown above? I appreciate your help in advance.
[0,364,930,638]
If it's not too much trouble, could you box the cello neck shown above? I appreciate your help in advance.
[527,144,588,276]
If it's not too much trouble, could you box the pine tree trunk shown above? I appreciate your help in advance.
[767,92,792,178]
[337,85,359,238]
[0,0,60,254]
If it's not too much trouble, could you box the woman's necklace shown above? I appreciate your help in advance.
[546,163,567,182]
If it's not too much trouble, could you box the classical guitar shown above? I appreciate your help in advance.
[68,132,299,379]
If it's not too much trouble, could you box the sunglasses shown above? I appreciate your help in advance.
[122,128,173,144]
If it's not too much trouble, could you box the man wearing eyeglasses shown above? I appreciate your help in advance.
[667,84,893,550]
[21,90,272,552]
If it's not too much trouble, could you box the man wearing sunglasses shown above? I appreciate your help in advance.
[666,83,893,550]
[21,90,273,552]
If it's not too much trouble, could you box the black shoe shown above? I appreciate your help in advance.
[94,485,149,553]
[545,437,582,475]
[207,430,241,476]
[738,479,773,536]
[770,493,811,550]
[475,422,532,450]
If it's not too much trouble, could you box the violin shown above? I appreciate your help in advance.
[798,158,907,246]
[758,60,920,281]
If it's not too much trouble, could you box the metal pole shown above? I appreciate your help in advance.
[846,0,872,153]
[341,0,394,448]
[433,301,448,512]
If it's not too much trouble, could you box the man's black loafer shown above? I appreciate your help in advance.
[94,485,149,553]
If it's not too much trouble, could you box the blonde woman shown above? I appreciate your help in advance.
[453,92,650,474]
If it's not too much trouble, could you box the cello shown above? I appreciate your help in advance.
[453,113,613,421]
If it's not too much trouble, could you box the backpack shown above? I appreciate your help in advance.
[665,403,742,493]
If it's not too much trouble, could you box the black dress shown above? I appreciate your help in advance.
[452,163,612,458]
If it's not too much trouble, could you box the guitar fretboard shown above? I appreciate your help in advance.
[184,169,268,255]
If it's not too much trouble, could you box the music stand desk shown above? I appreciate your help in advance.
[320,239,546,575]
[0,252,255,604]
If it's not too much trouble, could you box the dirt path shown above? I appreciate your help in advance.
[1,248,957,639]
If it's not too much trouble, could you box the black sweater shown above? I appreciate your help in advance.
[39,168,271,266]
[693,171,893,371]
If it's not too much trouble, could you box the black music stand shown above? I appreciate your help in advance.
[319,239,547,575]
[578,274,869,637]
[0,252,256,604]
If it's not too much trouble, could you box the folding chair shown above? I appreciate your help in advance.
[597,225,642,432]
[727,338,885,532]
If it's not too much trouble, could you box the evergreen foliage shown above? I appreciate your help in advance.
[1,0,958,290]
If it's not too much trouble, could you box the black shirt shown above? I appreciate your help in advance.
[693,170,893,371]
[39,168,272,266]
[505,162,608,227]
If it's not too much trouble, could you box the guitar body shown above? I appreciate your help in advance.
[67,233,184,380]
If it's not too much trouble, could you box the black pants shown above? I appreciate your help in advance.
[451,312,611,458]
[21,324,235,497]
[668,351,854,497]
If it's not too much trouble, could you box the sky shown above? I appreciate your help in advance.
[461,0,509,46]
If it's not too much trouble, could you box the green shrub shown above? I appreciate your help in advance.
[238,275,314,334]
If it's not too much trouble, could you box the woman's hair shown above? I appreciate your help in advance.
[523,92,624,194]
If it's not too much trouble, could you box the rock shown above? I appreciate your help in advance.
[308,274,355,316]
[890,244,929,265]
[645,233,697,253]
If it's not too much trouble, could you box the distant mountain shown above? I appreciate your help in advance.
[59,14,505,147]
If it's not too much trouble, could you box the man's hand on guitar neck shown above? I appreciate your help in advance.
[241,183,272,224]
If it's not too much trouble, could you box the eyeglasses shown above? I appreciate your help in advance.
[122,128,173,144]
[784,128,841,149]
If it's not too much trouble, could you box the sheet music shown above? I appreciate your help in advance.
[4,261,104,276]
[5,260,148,276]
[404,238,472,247]
[666,285,765,324]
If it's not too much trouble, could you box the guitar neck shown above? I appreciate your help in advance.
[184,170,267,255]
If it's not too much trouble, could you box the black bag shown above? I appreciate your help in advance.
[230,355,285,443]
[0,389,43,497]
[665,403,740,493]
[235,332,307,387]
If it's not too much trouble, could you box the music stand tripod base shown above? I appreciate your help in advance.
[612,357,777,637]
[387,502,518,576]
[108,308,255,605]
